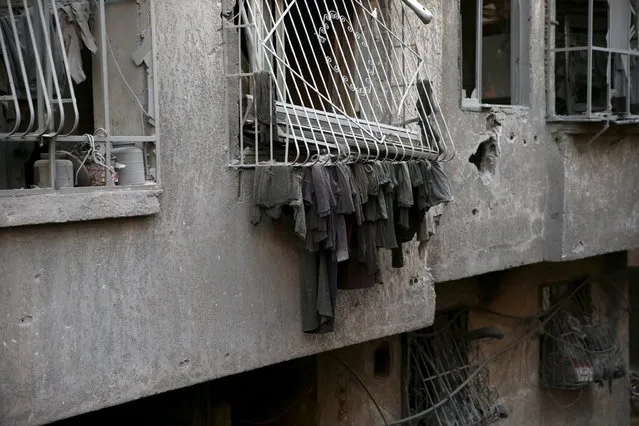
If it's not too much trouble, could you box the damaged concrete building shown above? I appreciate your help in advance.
[1,0,638,425]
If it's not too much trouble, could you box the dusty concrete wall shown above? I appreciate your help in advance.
[546,133,639,262]
[0,1,436,425]
[427,0,548,282]
[0,0,638,424]
[317,337,402,426]
[437,253,629,426]
[427,0,639,281]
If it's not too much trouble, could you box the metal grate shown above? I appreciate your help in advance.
[0,0,79,139]
[404,311,508,426]
[224,0,456,167]
[540,279,626,390]
[0,0,159,189]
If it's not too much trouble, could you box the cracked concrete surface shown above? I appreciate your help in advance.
[0,0,638,424]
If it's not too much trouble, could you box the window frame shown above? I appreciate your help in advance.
[0,0,161,228]
[461,0,531,109]
[546,0,639,123]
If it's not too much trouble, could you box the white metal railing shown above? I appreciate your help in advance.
[0,0,78,139]
[0,0,158,190]
[224,0,456,167]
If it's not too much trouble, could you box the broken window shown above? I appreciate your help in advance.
[461,0,530,106]
[224,0,456,167]
[539,278,625,389]
[404,310,508,425]
[0,0,158,192]
[548,0,639,121]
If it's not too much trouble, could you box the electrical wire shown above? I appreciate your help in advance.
[228,273,625,426]
[547,387,584,409]
[328,354,390,426]
[322,273,627,425]
[95,0,151,119]
[471,306,539,322]
[76,130,117,184]
[388,318,544,425]
[543,332,621,356]
[388,278,596,425]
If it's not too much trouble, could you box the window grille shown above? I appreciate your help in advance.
[224,0,456,167]
[539,279,626,389]
[547,0,639,122]
[403,311,508,426]
[0,0,158,190]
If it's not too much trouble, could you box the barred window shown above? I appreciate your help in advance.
[0,0,158,193]
[224,0,456,167]
[547,0,639,122]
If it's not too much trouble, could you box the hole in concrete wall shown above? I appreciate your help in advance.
[18,315,33,326]
[469,137,499,178]
[486,113,502,129]
[374,342,392,377]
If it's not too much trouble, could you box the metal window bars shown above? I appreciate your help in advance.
[539,279,626,389]
[403,311,508,426]
[0,0,77,139]
[548,0,639,122]
[224,0,456,167]
[0,0,158,189]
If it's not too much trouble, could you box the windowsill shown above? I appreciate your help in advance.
[0,186,162,228]
[547,114,639,136]
[547,115,639,124]
[460,99,530,113]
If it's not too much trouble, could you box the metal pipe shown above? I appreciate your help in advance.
[0,1,21,135]
[150,0,160,185]
[98,0,112,185]
[476,0,483,104]
[50,0,79,136]
[401,0,433,24]
[587,0,593,116]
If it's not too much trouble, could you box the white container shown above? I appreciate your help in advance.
[34,154,74,189]
[114,147,146,186]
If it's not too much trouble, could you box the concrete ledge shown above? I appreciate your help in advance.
[0,187,162,228]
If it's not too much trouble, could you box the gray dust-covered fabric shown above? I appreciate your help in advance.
[252,159,454,332]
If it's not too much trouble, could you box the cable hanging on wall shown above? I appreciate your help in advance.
[403,311,509,426]
[539,278,626,391]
